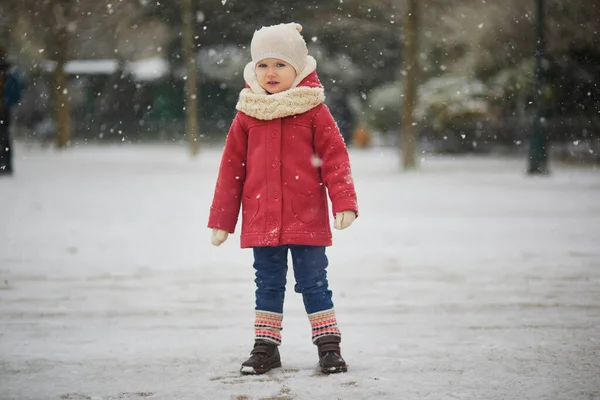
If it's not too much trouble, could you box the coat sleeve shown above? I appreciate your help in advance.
[207,113,247,233]
[312,104,359,217]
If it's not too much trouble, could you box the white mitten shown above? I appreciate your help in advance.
[211,229,229,246]
[334,210,356,230]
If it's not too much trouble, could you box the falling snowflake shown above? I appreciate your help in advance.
[311,155,323,168]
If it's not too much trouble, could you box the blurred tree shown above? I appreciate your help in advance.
[12,0,148,148]
[0,1,14,41]
[400,0,419,170]
[181,0,199,156]
[528,0,548,174]
[420,0,599,80]
[10,0,77,148]
[52,0,72,148]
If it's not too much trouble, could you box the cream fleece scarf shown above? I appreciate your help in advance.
[236,56,325,121]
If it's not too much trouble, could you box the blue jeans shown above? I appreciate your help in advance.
[253,245,334,314]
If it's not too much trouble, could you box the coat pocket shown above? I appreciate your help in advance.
[242,193,261,226]
[292,192,321,224]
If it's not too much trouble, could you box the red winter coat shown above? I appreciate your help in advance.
[208,69,358,248]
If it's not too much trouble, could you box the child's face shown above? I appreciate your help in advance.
[255,58,297,94]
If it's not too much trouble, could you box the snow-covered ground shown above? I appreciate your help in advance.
[1,143,599,400]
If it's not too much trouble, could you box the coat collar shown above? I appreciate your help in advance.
[236,56,325,120]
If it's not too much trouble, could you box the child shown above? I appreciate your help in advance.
[207,22,358,375]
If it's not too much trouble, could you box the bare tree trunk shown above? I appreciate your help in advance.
[400,0,419,170]
[181,0,199,156]
[53,2,71,148]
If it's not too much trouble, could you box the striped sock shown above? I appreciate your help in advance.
[308,308,341,343]
[254,310,283,345]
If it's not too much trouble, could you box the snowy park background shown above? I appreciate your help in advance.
[1,143,599,400]
[1,0,600,398]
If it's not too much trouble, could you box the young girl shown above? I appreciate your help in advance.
[208,22,358,375]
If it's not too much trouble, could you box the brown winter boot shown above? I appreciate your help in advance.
[240,340,281,375]
[316,335,347,374]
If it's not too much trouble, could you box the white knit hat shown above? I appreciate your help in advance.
[250,22,308,74]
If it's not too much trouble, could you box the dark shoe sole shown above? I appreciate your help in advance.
[240,361,282,375]
[321,364,348,374]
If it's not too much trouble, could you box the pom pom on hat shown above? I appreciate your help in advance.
[250,22,308,73]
